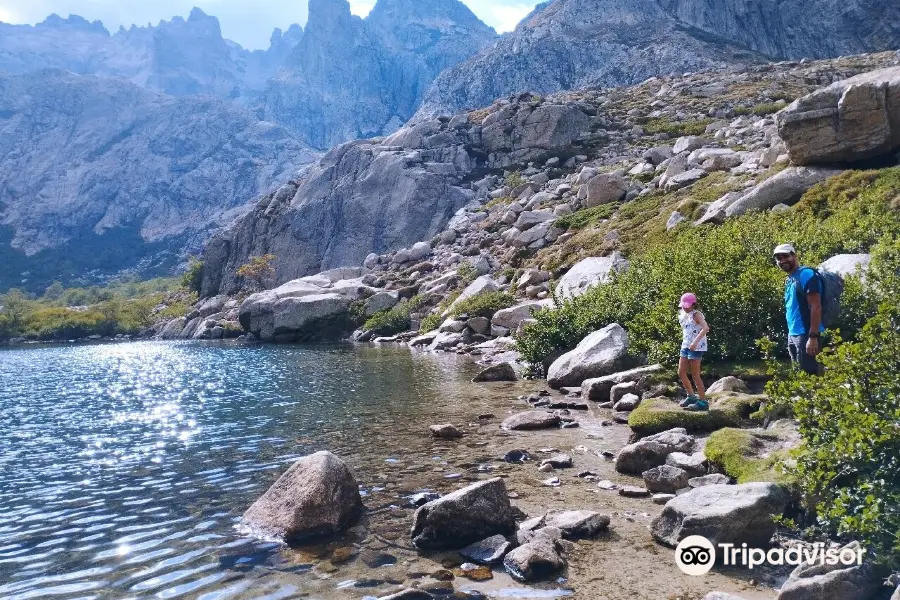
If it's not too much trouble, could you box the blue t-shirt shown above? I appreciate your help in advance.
[785,267,826,336]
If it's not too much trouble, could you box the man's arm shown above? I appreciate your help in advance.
[806,291,822,356]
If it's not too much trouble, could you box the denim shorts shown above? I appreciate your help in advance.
[680,348,706,360]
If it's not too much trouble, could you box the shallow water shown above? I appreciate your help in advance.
[0,341,560,600]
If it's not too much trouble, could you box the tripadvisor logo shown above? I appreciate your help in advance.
[675,536,866,576]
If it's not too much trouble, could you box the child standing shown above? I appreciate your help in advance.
[677,293,711,411]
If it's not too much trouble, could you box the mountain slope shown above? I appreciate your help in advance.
[416,0,900,119]
[0,70,317,292]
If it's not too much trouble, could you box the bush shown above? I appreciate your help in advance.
[364,295,425,336]
[236,254,276,291]
[181,259,204,294]
[456,262,478,285]
[419,313,441,334]
[764,300,900,567]
[448,291,516,319]
[516,168,900,369]
[642,117,712,137]
[505,170,526,189]
[554,203,618,230]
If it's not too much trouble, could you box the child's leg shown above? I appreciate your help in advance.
[690,358,706,400]
[678,356,694,396]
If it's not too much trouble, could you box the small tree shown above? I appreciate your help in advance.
[236,254,276,292]
[43,281,65,302]
[0,288,32,336]
[181,259,204,294]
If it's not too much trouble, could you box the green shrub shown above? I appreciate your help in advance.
[763,295,900,565]
[23,307,109,339]
[505,170,526,189]
[448,291,516,319]
[516,168,900,369]
[555,203,619,230]
[181,259,204,293]
[363,295,426,336]
[419,313,441,333]
[752,102,785,116]
[456,262,478,285]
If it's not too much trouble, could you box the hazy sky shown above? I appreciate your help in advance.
[0,0,541,49]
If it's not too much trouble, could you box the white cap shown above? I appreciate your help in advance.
[773,243,796,256]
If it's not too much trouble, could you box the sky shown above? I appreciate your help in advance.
[0,0,541,49]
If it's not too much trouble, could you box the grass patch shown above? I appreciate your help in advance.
[555,203,619,230]
[363,295,425,336]
[642,117,712,137]
[705,427,796,485]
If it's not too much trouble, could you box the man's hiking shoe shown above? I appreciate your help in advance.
[683,400,709,412]
[679,395,698,408]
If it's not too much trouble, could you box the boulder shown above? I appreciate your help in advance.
[543,510,610,540]
[650,482,789,547]
[430,424,463,439]
[642,465,691,493]
[819,254,872,280]
[271,294,353,342]
[408,241,432,262]
[556,253,630,299]
[472,362,517,383]
[502,411,562,431]
[667,211,687,230]
[614,393,641,412]
[410,478,520,549]
[707,376,749,395]
[586,172,628,207]
[666,452,708,477]
[157,317,187,340]
[364,291,400,317]
[503,528,566,582]
[615,428,696,475]
[776,543,883,600]
[776,66,900,165]
[467,317,491,335]
[664,168,707,192]
[546,324,629,389]
[515,210,557,231]
[492,300,551,331]
[580,364,664,401]
[673,136,705,154]
[689,473,731,487]
[242,451,363,542]
[610,380,640,403]
[444,276,500,315]
[459,534,511,565]
[725,167,842,217]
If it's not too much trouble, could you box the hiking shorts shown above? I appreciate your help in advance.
[788,335,821,375]
[680,348,706,360]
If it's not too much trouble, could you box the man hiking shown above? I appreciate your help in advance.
[773,243,824,375]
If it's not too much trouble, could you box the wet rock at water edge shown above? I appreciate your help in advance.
[544,510,611,540]
[642,465,691,494]
[503,527,566,582]
[410,478,520,550]
[459,534,511,565]
[501,411,562,430]
[472,362,517,382]
[241,451,363,542]
[430,424,463,439]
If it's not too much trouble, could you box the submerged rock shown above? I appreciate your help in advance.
[242,451,363,542]
[615,428,695,475]
[501,411,561,431]
[410,478,520,549]
[459,534,511,565]
[503,527,565,582]
[472,362,517,382]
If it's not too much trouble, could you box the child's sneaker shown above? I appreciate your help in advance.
[679,394,698,408]
[684,399,709,412]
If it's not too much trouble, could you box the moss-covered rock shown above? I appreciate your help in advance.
[627,393,763,436]
[705,425,799,486]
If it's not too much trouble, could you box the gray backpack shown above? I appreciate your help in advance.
[793,267,844,329]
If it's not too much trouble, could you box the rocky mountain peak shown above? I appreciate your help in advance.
[368,0,491,27]
[36,14,109,35]
[306,0,357,30]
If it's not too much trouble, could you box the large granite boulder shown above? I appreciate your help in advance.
[157,317,188,340]
[776,543,883,600]
[245,293,353,342]
[724,167,842,218]
[410,478,520,549]
[546,323,628,389]
[242,451,363,542]
[776,66,900,165]
[615,428,696,475]
[556,254,630,299]
[586,173,628,207]
[651,482,789,547]
[819,254,872,280]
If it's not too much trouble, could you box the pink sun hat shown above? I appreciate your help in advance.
[679,293,697,309]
